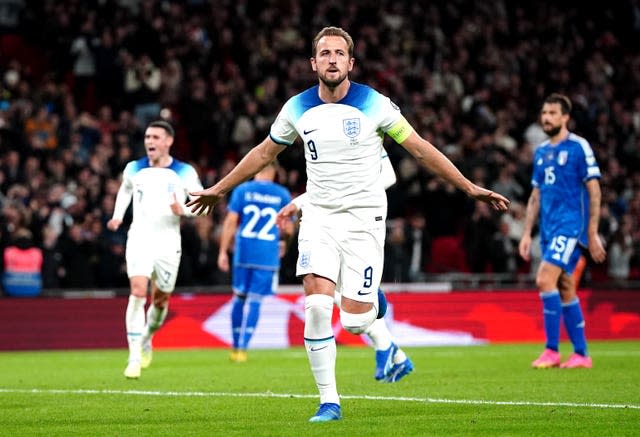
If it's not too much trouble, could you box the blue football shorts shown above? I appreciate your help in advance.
[232,266,278,297]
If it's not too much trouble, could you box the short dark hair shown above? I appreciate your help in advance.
[312,26,354,57]
[148,120,175,137]
[544,93,572,115]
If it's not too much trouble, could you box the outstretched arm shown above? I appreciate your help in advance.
[400,131,510,211]
[187,138,287,215]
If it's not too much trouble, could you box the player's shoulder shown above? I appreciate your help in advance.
[341,82,385,107]
[124,157,150,175]
[565,133,595,155]
[533,142,549,158]
[283,85,323,120]
[168,158,198,176]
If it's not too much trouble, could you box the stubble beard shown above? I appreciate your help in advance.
[543,124,562,137]
[319,71,348,89]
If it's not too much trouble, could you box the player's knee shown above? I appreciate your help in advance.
[232,293,247,303]
[535,274,555,291]
[246,292,263,305]
[340,307,377,335]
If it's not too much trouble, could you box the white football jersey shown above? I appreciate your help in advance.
[292,151,396,211]
[112,157,203,244]
[270,82,406,229]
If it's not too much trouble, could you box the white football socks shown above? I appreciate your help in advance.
[364,316,406,363]
[142,303,168,344]
[364,318,392,351]
[125,295,146,362]
[304,294,339,405]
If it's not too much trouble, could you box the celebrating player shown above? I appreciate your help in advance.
[187,26,509,422]
[107,120,203,379]
[277,150,414,383]
[519,93,606,369]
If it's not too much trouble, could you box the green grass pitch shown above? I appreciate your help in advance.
[1,341,638,436]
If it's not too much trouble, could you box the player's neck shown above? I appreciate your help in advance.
[150,155,173,168]
[549,128,569,145]
[318,79,351,103]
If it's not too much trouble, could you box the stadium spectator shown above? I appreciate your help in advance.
[607,214,635,285]
[463,200,498,273]
[186,26,508,423]
[0,0,638,287]
[519,94,606,370]
[106,120,203,379]
[1,228,42,297]
[123,53,162,128]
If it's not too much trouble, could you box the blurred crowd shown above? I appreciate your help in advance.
[1,0,639,292]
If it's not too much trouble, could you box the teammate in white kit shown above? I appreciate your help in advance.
[108,120,203,379]
[187,27,509,422]
[278,151,415,383]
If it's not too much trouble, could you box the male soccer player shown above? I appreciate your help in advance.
[187,26,509,422]
[107,120,203,379]
[277,150,414,383]
[218,162,292,362]
[519,93,606,369]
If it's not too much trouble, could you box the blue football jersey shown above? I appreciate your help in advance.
[228,180,292,270]
[532,133,601,247]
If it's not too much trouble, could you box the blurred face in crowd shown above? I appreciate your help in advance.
[144,126,173,166]
[540,102,568,138]
[311,35,354,89]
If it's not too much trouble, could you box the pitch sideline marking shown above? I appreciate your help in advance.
[0,388,638,410]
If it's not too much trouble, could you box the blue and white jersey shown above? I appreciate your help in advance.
[112,157,203,243]
[532,133,601,247]
[270,82,404,229]
[228,180,292,270]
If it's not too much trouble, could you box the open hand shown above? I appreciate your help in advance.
[276,202,299,231]
[471,187,510,212]
[186,188,223,215]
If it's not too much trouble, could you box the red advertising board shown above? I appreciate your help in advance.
[0,289,638,351]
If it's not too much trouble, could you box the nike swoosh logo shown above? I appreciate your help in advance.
[310,345,328,352]
[303,128,318,135]
[357,290,372,296]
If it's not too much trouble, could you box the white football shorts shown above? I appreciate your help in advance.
[296,221,385,304]
[125,234,181,292]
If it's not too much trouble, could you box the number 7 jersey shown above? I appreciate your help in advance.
[228,180,292,270]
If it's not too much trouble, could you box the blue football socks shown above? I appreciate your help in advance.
[540,290,562,352]
[562,297,588,356]
[230,295,245,349]
[242,298,262,348]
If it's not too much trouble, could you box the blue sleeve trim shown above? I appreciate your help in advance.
[269,133,293,146]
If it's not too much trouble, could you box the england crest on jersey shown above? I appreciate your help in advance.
[557,150,568,165]
[343,118,361,138]
[299,251,310,268]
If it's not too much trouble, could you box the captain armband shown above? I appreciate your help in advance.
[386,116,414,144]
